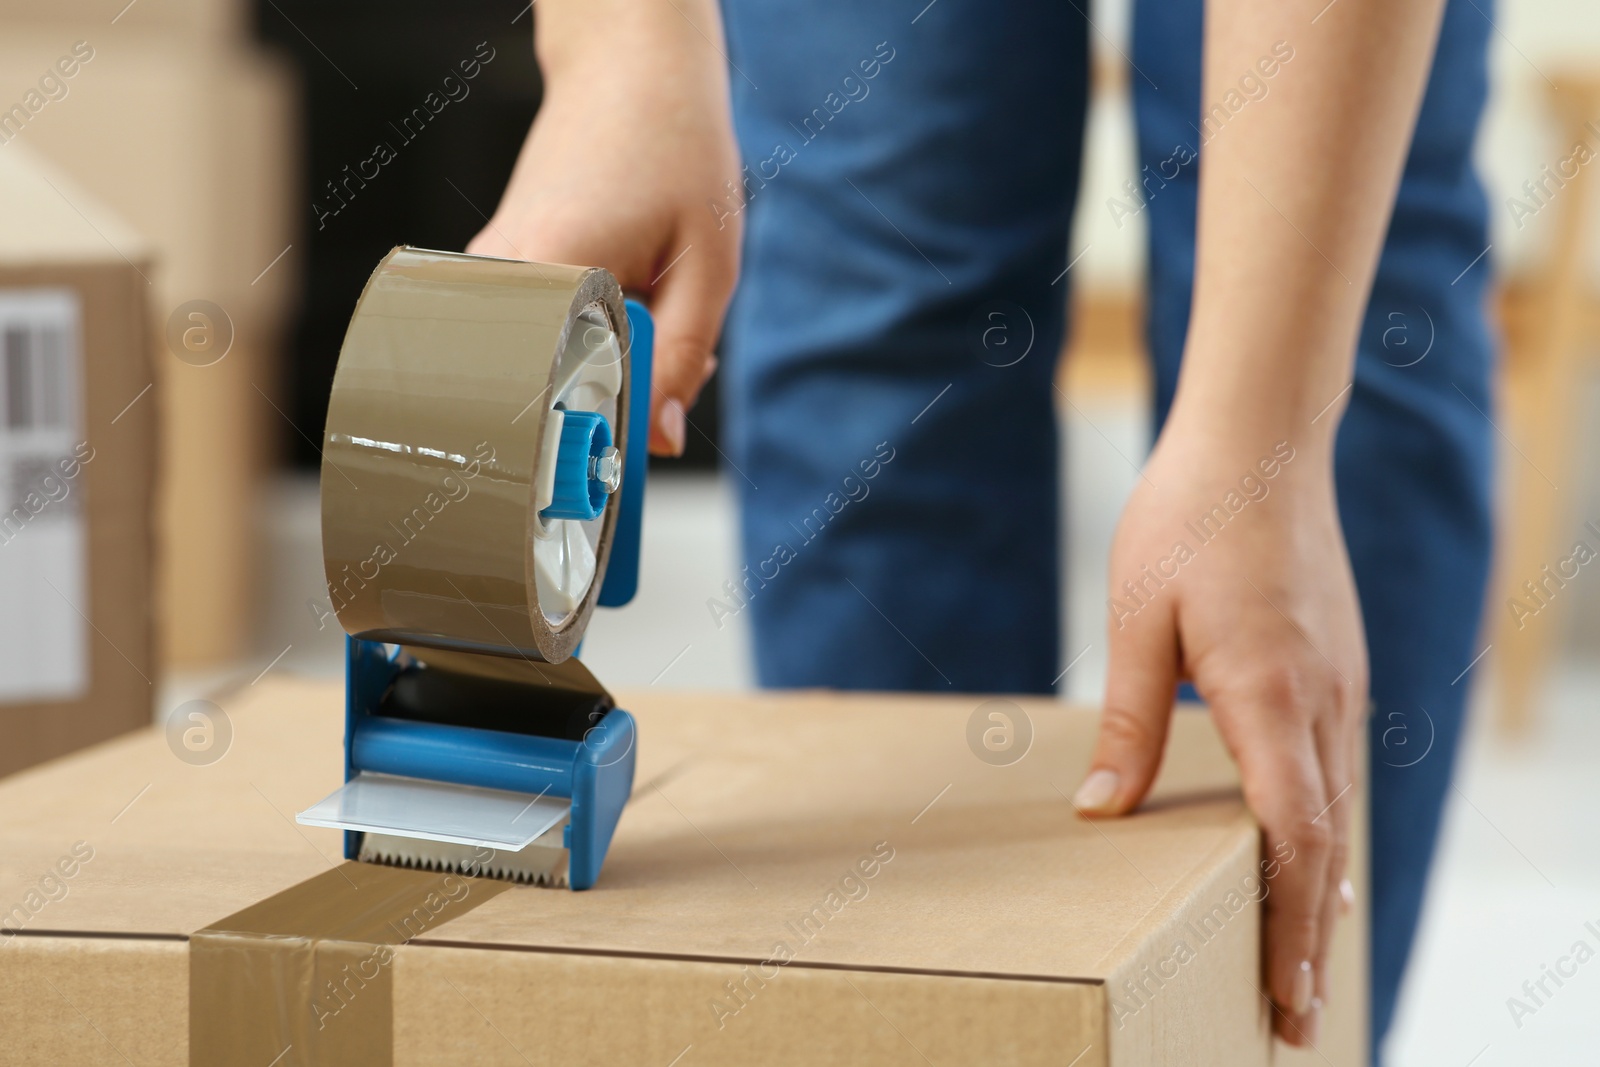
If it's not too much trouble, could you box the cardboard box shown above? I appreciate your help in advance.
[0,0,246,43]
[0,145,156,778]
[0,30,297,667]
[0,679,1365,1064]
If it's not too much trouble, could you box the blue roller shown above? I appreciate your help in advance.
[542,409,614,522]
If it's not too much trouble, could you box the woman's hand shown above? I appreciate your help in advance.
[468,0,742,455]
[1069,0,1446,1041]
[1075,420,1367,1047]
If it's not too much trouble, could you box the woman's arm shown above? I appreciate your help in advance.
[1077,0,1447,1047]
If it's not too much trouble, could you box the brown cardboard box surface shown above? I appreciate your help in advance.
[0,145,156,779]
[0,678,1366,1065]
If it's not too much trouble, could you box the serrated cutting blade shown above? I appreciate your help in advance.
[358,829,571,887]
[297,772,577,886]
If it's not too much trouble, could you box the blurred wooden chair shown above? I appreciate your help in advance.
[1493,75,1600,735]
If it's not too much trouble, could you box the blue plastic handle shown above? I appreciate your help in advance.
[597,300,652,608]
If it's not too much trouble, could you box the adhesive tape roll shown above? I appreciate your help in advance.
[320,246,632,663]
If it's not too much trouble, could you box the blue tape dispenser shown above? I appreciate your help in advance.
[296,247,653,889]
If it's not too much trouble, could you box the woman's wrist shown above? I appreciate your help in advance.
[535,0,721,85]
[1163,335,1351,462]
[1167,390,1337,452]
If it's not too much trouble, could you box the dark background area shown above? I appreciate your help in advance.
[253,0,722,471]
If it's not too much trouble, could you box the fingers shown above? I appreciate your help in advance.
[1218,699,1333,1048]
[464,211,735,458]
[643,236,735,456]
[1308,701,1358,1012]
[1270,701,1355,1048]
[1076,599,1180,816]
[1293,868,1351,1043]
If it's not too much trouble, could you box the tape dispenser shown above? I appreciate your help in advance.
[296,247,652,889]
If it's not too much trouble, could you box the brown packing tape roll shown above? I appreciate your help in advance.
[321,247,632,664]
[190,863,509,1067]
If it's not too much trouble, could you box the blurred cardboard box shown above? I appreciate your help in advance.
[0,28,298,667]
[0,145,156,778]
[0,683,1367,1064]
[0,0,245,42]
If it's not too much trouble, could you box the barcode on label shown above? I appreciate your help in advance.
[0,289,88,703]
[4,317,70,430]
[10,455,82,521]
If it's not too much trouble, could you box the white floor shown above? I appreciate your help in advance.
[161,391,1600,1066]
[1388,663,1600,1067]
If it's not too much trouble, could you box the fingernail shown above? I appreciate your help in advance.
[1292,960,1314,1015]
[1072,769,1119,813]
[655,402,686,455]
[1302,999,1322,1046]
[1339,878,1355,915]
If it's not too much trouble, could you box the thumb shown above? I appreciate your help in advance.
[1075,595,1180,816]
[643,242,731,457]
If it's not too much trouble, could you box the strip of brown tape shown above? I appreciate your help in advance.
[190,862,508,1066]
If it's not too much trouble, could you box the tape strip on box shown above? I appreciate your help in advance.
[190,862,508,1066]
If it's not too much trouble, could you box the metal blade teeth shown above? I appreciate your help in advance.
[366,848,568,886]
[358,833,570,887]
